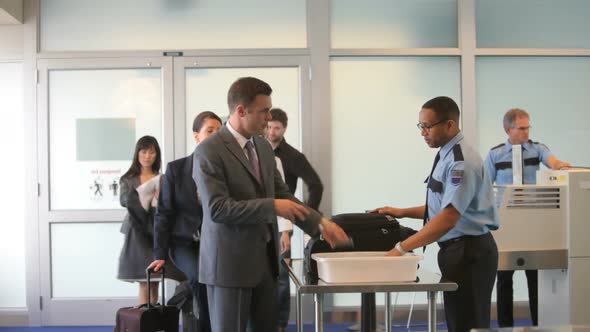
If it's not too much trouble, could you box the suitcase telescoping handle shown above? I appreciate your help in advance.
[145,267,166,309]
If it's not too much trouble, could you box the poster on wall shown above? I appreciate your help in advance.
[78,118,135,209]
[50,117,138,210]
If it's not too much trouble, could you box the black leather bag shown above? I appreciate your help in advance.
[114,268,179,332]
[167,281,200,332]
[304,213,417,280]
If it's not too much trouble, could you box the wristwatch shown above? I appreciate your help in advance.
[394,242,407,255]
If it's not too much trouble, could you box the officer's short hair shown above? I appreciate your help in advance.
[193,111,222,133]
[503,108,529,131]
[227,77,272,114]
[270,108,288,128]
[422,96,460,122]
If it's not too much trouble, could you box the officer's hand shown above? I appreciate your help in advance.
[385,248,403,256]
[320,218,352,249]
[280,231,291,254]
[147,260,166,272]
[368,206,403,218]
[274,199,310,221]
[553,161,571,170]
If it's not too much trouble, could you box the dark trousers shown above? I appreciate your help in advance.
[438,232,498,332]
[206,252,278,332]
[496,269,538,327]
[277,247,291,328]
[170,244,211,332]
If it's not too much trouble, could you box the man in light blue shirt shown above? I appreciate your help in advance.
[484,108,570,327]
[372,96,499,332]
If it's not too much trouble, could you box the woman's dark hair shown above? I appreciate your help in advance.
[122,135,161,179]
[192,111,222,133]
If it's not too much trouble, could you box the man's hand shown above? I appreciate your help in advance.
[385,248,403,256]
[280,231,291,254]
[368,206,404,218]
[147,259,166,272]
[274,199,310,221]
[553,161,571,170]
[320,218,351,249]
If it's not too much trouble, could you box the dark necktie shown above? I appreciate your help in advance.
[423,152,441,227]
[245,140,262,184]
[245,140,271,242]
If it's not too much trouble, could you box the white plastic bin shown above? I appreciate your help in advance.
[312,251,423,283]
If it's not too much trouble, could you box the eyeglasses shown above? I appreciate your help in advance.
[416,120,447,132]
[512,126,531,131]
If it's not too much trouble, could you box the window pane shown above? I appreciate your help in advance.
[185,67,301,154]
[41,0,306,51]
[49,69,163,210]
[331,0,458,48]
[477,57,590,167]
[0,62,26,307]
[477,57,590,302]
[476,0,590,48]
[51,223,136,297]
[331,56,461,306]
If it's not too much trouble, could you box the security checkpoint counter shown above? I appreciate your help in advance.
[284,259,458,332]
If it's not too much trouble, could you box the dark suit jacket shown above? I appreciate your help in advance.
[273,138,324,210]
[192,125,322,288]
[154,154,203,260]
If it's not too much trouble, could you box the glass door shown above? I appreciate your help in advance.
[36,55,312,325]
[173,56,312,262]
[37,57,174,325]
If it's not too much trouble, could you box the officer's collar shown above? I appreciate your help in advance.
[439,132,464,159]
[505,139,532,152]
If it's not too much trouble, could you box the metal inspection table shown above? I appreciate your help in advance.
[285,259,458,332]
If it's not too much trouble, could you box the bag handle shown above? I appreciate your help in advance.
[145,267,166,309]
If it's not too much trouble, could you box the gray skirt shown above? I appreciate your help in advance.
[117,227,186,282]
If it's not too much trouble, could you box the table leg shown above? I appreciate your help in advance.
[314,293,324,332]
[428,291,437,332]
[296,292,303,332]
[384,292,391,332]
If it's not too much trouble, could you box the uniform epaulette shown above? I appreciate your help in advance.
[452,144,464,162]
[530,139,549,149]
[491,143,505,151]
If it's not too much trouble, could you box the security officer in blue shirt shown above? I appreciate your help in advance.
[484,108,570,327]
[372,96,499,332]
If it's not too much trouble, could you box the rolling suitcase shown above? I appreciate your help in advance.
[304,213,417,280]
[114,268,180,332]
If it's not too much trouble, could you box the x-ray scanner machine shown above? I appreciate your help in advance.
[493,169,590,326]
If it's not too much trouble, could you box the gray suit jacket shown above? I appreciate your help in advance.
[193,125,321,288]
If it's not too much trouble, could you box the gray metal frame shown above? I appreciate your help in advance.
[286,259,457,332]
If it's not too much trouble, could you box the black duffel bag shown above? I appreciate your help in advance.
[304,213,418,280]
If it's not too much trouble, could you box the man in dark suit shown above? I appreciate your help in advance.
[149,111,223,332]
[192,77,349,332]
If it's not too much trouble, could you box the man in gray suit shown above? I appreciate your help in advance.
[193,77,349,331]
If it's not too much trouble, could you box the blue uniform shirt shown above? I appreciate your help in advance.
[426,132,499,243]
[484,139,553,185]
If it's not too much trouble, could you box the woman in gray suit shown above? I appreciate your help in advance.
[117,135,184,304]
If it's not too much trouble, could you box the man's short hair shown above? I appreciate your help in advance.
[269,108,288,128]
[503,108,529,131]
[227,77,272,114]
[422,96,460,122]
[193,111,222,133]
